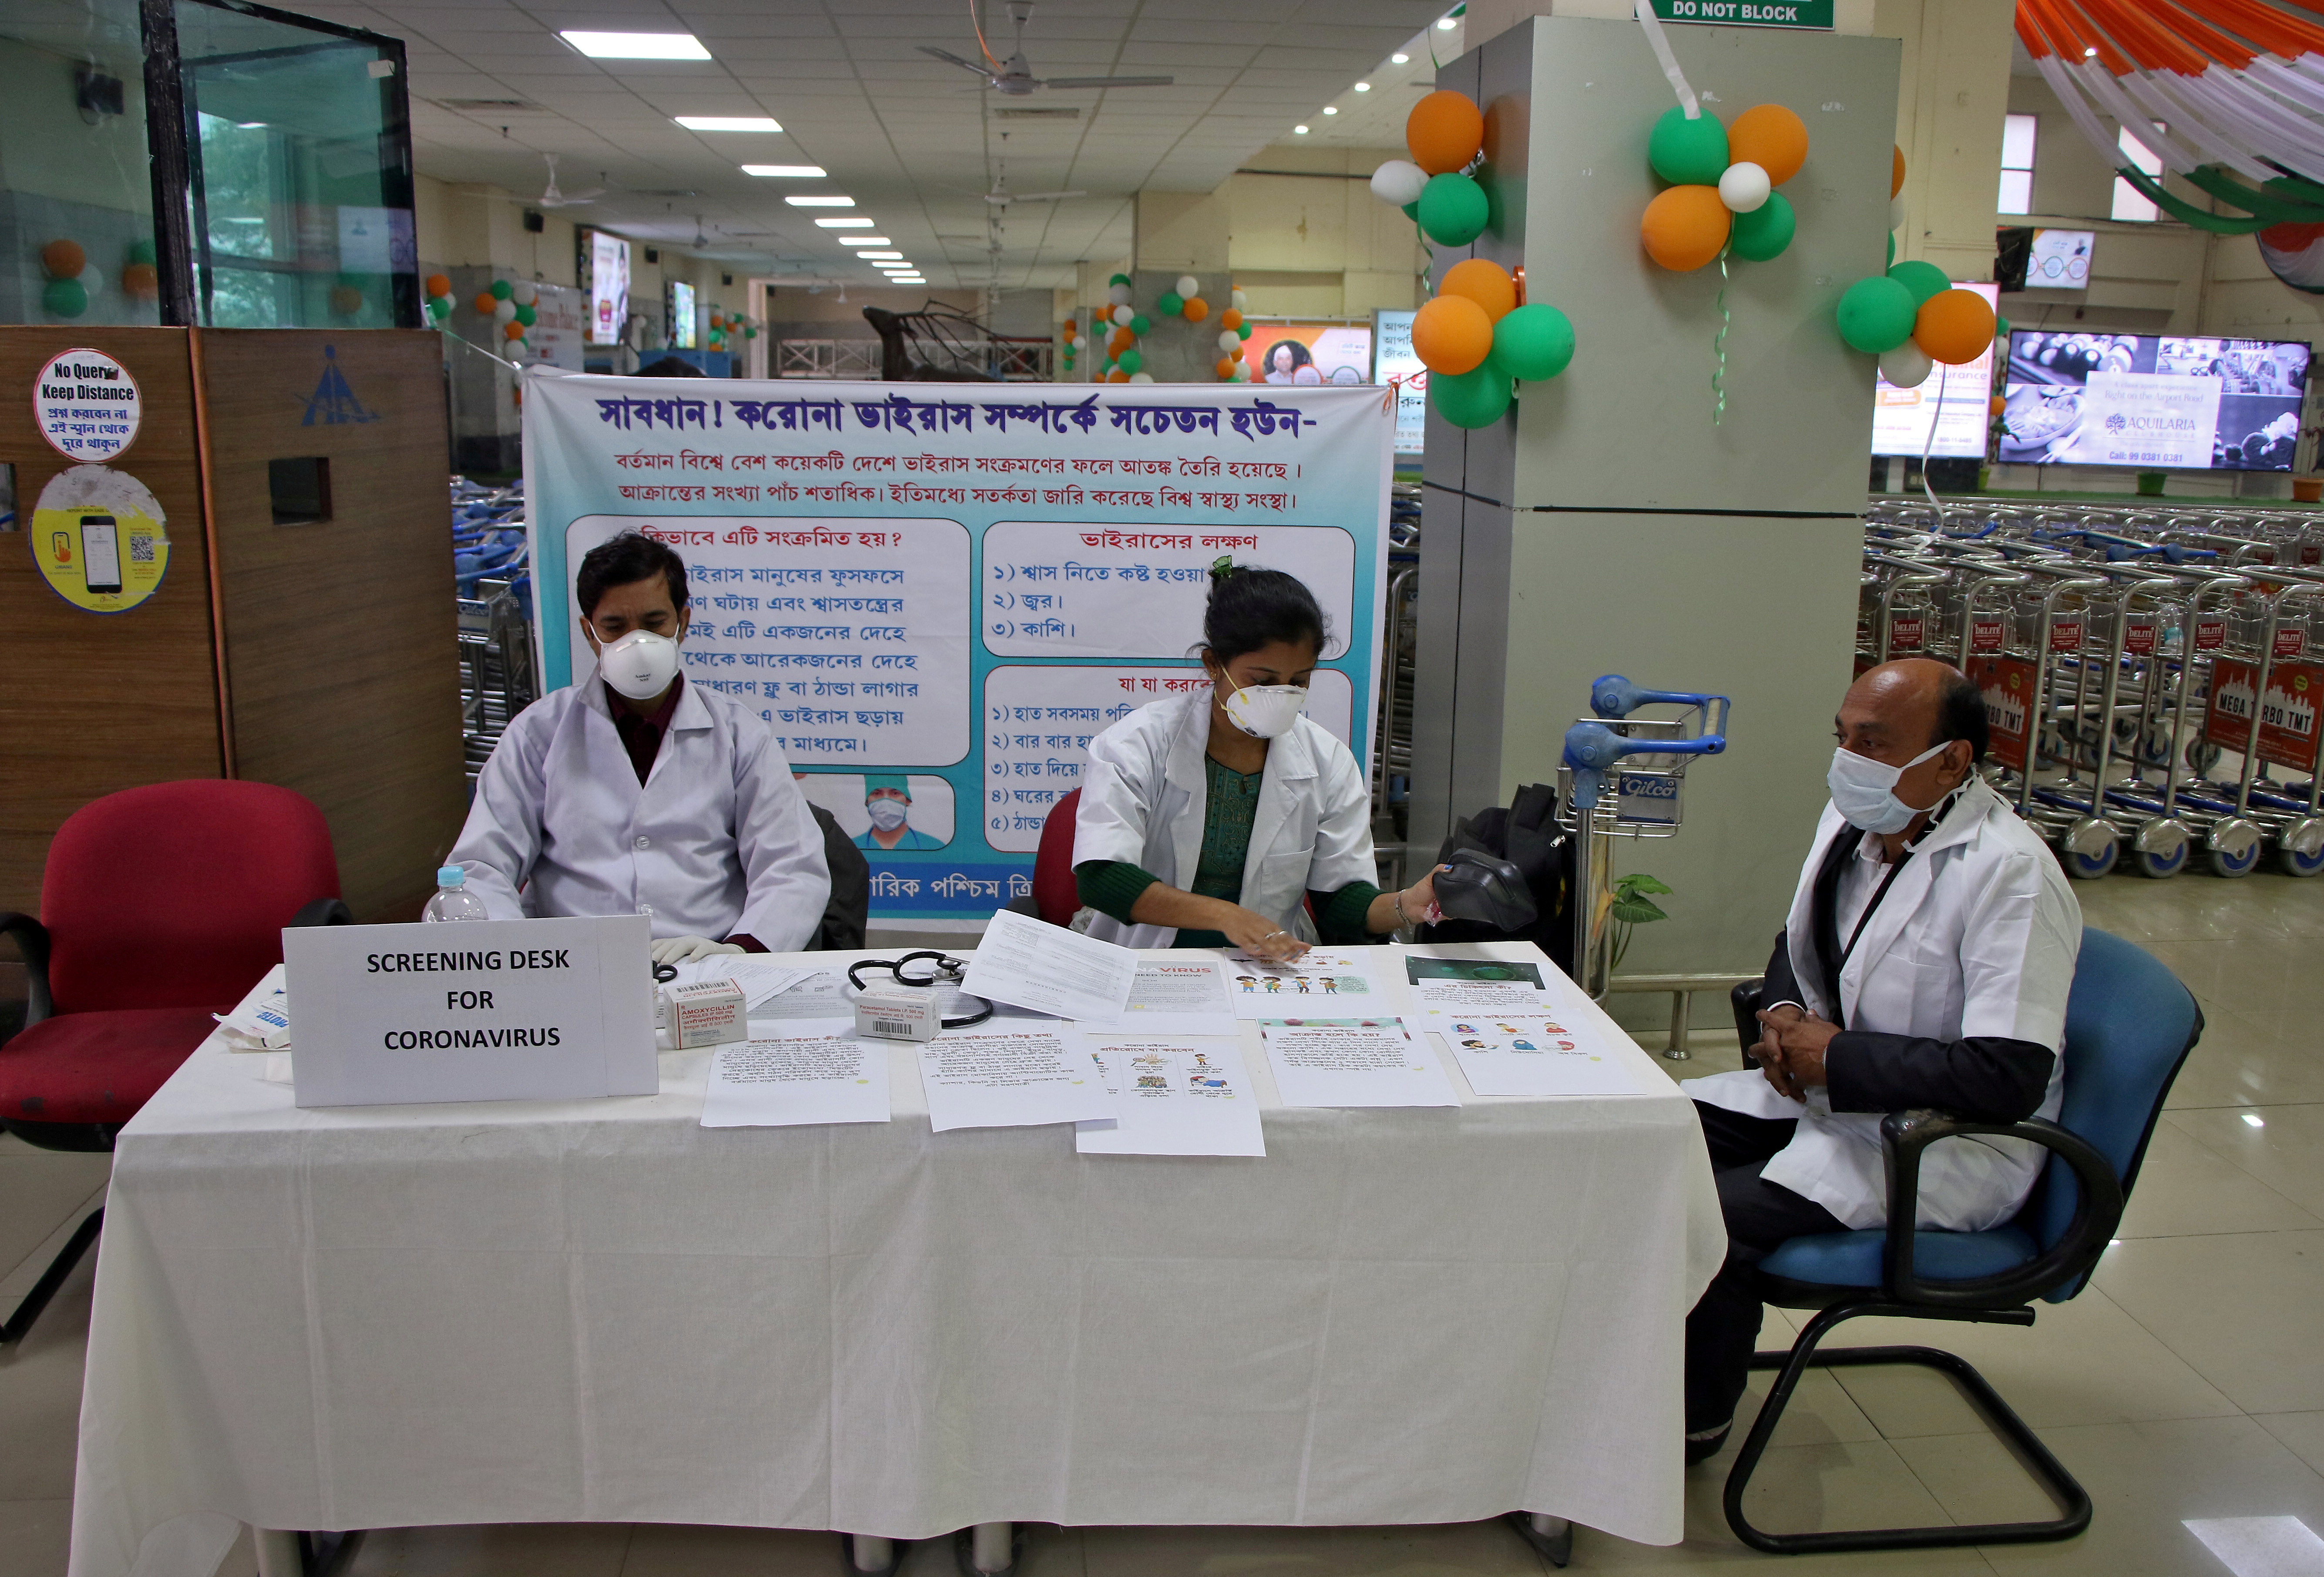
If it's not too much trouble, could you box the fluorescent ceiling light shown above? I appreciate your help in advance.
[1391,52,1409,63]
[1354,81,1371,91]
[1437,15,1458,29]
[1322,106,1337,115]
[1293,124,1309,134]
[742,164,826,178]
[836,235,891,245]
[678,116,780,132]
[815,217,873,228]
[560,30,709,59]
[860,250,903,260]
[786,195,855,207]
[2244,1112,2266,1127]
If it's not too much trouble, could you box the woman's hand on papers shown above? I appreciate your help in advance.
[1220,906,1310,964]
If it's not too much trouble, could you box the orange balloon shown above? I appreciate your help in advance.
[1183,296,1209,322]
[503,320,526,340]
[1727,104,1808,186]
[425,273,452,298]
[40,239,84,279]
[1219,307,1243,331]
[1640,185,1731,272]
[1439,258,1516,322]
[1892,144,1907,198]
[1216,356,1238,379]
[474,292,497,315]
[120,262,159,299]
[1407,89,1485,175]
[1411,293,1495,375]
[1107,368,1131,383]
[1913,288,1997,365]
[1108,326,1135,356]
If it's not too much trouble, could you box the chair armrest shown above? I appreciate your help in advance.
[1731,979,1765,1060]
[0,912,53,1027]
[289,898,355,928]
[1880,1109,2125,1309]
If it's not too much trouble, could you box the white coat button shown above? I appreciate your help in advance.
[634,835,651,849]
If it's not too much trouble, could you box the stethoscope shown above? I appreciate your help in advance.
[845,951,994,1029]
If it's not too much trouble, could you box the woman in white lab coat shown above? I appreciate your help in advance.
[1072,564,1441,959]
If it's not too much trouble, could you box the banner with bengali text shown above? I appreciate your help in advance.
[523,373,1393,923]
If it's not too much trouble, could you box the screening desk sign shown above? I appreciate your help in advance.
[283,916,658,1107]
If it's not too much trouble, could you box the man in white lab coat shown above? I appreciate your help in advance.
[450,531,830,960]
[1680,659,2081,1463]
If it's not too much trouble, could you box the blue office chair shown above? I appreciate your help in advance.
[1723,927,2202,1554]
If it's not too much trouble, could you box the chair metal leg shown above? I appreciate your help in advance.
[954,1522,1020,1577]
[1723,1299,2092,1554]
[0,1206,101,1346]
[1505,1510,1573,1567]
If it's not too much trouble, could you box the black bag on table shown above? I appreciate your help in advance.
[1414,782,1575,972]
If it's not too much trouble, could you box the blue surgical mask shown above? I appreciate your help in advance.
[1827,742,1948,833]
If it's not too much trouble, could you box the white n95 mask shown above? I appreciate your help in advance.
[866,799,910,831]
[1827,742,1948,833]
[1222,682,1308,739]
[598,629,682,701]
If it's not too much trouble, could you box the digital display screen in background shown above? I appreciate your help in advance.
[669,280,697,349]
[1871,281,2000,459]
[1242,324,1372,387]
[587,231,631,346]
[2000,331,2311,470]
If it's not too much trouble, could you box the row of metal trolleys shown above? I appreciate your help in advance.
[1861,497,2324,880]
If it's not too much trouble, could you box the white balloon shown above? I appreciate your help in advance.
[1213,329,1237,353]
[1230,289,1248,312]
[1717,161,1770,214]
[1128,371,1155,383]
[1879,340,1934,389]
[1071,334,1087,350]
[1175,273,1199,299]
[492,298,517,323]
[1112,304,1133,327]
[1370,159,1429,207]
[510,280,537,305]
[1890,193,1907,231]
[1108,283,1132,306]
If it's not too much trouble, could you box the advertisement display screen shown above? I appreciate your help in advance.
[1871,281,1999,459]
[587,230,631,346]
[2000,331,2311,470]
[1239,323,1372,386]
[669,280,697,350]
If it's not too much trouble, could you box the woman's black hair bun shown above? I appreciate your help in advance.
[1202,564,1329,663]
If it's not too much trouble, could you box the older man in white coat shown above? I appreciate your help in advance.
[1680,658,2081,1463]
[449,531,830,960]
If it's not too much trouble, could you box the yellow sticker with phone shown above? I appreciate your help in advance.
[30,464,168,614]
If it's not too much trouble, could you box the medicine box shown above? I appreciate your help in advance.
[855,984,939,1041]
[664,978,747,1048]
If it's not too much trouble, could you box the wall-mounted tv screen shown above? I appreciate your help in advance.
[668,279,697,349]
[586,230,631,347]
[2000,331,2311,470]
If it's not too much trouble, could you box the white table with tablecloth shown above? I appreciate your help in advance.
[66,940,1724,1577]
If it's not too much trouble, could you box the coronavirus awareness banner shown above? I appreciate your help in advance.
[523,374,1393,923]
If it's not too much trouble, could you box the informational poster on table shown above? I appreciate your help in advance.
[1870,282,1997,459]
[523,376,1392,922]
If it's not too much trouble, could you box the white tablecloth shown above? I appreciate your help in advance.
[68,942,1723,1577]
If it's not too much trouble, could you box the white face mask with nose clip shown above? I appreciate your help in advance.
[596,628,682,701]
[1827,742,1949,833]
[1220,680,1308,739]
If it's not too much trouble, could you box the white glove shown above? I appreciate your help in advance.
[650,935,745,966]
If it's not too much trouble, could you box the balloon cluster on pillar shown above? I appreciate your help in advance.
[1834,261,1997,386]
[424,273,455,322]
[1060,316,1082,376]
[1640,103,1806,272]
[40,239,88,318]
[473,278,537,352]
[121,240,159,303]
[1409,258,1574,429]
[1370,89,1489,247]
[1156,273,1212,326]
[1095,273,1146,382]
[1213,288,1251,381]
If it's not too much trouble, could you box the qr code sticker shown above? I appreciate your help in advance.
[128,534,154,563]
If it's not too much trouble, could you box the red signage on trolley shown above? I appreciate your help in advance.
[1967,654,2037,774]
[1970,617,2004,654]
[2123,619,2158,656]
[2049,620,2083,653]
[2275,625,2307,659]
[2196,617,2227,651]
[2206,657,2324,772]
[1888,614,1924,653]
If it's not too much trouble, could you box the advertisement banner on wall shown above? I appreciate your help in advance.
[1241,323,1373,386]
[1372,309,1424,455]
[523,376,1393,923]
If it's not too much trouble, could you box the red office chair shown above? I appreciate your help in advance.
[0,780,349,1342]
[1029,788,1082,926]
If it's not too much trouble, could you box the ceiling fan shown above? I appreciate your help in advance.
[529,154,601,209]
[920,0,1172,97]
[984,178,1084,205]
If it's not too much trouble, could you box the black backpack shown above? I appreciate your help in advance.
[1417,782,1575,971]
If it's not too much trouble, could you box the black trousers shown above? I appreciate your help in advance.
[1684,1100,1847,1435]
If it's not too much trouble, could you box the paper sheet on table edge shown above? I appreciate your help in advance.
[959,909,1138,1021]
[699,1033,892,1127]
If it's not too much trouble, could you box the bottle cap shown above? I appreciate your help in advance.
[437,866,466,886]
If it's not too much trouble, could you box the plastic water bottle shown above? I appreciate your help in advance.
[421,865,490,922]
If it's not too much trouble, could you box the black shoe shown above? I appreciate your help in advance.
[1684,1421,1731,1465]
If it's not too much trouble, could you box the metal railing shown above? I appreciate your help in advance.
[1606,971,1759,1061]
[772,337,1056,381]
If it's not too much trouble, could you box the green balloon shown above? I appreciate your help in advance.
[1418,172,1490,247]
[1996,315,2012,344]
[1886,231,1895,268]
[1157,291,1184,315]
[1401,200,1420,220]
[745,325,757,339]
[1117,349,1143,375]
[1129,313,1152,336]
[1108,272,1131,286]
[127,238,157,267]
[1490,303,1574,381]
[1648,104,1729,186]
[1431,365,1512,428]
[1836,275,1918,354]
[427,295,450,320]
[1236,322,1252,340]
[1729,191,1795,262]
[42,276,87,318]
[514,302,537,326]
[1886,259,1949,304]
[490,278,513,300]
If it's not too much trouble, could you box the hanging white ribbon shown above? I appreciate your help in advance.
[1635,0,1700,119]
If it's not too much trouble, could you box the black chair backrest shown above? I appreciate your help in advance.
[810,806,870,952]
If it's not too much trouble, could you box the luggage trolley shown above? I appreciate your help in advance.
[1555,676,1730,1001]
[2198,571,2324,876]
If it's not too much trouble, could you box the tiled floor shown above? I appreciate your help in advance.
[6,875,2323,1577]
